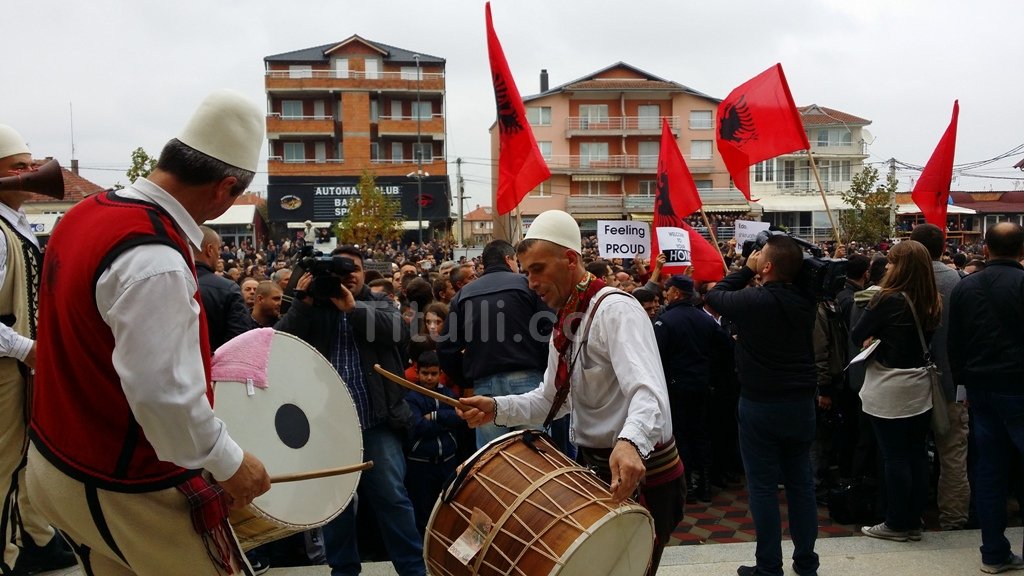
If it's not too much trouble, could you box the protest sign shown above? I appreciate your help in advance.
[597,220,650,259]
[655,227,692,266]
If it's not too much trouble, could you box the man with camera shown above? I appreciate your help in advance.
[705,234,819,576]
[276,246,424,576]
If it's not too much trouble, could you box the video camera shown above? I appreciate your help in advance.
[293,247,357,300]
[741,229,847,300]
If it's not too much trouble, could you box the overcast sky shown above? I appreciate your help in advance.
[3,0,1022,209]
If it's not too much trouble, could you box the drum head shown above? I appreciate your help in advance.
[553,507,653,576]
[215,331,362,527]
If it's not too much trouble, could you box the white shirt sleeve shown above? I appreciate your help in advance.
[96,244,243,481]
[0,235,34,361]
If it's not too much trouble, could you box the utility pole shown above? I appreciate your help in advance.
[456,157,465,247]
[414,54,424,245]
[888,157,897,237]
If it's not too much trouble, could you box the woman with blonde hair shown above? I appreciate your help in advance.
[851,239,942,542]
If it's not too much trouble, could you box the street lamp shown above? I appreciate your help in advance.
[414,54,423,244]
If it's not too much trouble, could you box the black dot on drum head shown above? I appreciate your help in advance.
[275,403,310,449]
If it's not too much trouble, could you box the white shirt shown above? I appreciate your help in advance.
[0,201,39,361]
[94,179,243,482]
[495,287,672,457]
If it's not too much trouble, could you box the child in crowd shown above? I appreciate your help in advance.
[403,351,466,536]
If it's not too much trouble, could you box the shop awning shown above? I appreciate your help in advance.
[402,220,430,231]
[753,195,853,212]
[573,212,626,220]
[897,203,976,215]
[205,205,257,226]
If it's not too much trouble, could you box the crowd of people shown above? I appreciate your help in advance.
[1,91,1022,576]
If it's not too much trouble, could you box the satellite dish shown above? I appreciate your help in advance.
[861,128,875,145]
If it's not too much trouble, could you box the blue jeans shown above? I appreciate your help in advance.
[738,397,819,576]
[968,388,1024,566]
[869,412,930,531]
[473,369,544,448]
[322,426,425,576]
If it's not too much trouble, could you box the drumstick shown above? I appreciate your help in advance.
[373,364,471,411]
[269,461,374,484]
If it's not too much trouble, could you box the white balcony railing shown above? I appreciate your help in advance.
[266,70,445,81]
[566,116,679,131]
[546,154,710,170]
[271,157,344,164]
[370,156,441,165]
[267,113,333,120]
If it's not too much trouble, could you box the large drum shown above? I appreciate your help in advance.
[213,329,362,551]
[424,430,654,576]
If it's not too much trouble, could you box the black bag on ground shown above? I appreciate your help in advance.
[826,481,879,525]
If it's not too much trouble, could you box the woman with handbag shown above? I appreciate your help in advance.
[851,240,942,542]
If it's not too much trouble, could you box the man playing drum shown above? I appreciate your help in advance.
[458,209,685,576]
[27,90,271,575]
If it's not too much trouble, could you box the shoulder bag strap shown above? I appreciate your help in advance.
[541,289,632,428]
[900,291,931,364]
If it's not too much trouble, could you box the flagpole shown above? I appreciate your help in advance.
[698,208,730,276]
[805,149,844,250]
[514,206,524,243]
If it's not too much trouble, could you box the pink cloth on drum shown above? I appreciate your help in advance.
[210,327,275,389]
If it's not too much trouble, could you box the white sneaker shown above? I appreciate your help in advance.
[982,553,1024,574]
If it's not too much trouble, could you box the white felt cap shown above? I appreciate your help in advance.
[178,90,264,172]
[524,210,581,254]
[0,125,30,160]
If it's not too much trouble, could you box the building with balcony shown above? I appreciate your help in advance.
[263,35,452,237]
[489,63,747,236]
[750,105,872,237]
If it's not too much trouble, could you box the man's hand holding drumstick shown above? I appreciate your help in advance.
[454,396,497,429]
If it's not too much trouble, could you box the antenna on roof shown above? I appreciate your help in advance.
[69,101,76,161]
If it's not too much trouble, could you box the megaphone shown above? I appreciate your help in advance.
[0,159,65,200]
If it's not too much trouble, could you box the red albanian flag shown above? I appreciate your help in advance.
[652,119,723,282]
[486,2,550,215]
[911,100,959,230]
[717,64,810,200]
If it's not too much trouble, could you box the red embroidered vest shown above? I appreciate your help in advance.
[31,191,213,491]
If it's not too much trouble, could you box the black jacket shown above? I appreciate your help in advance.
[437,264,551,388]
[196,262,253,351]
[653,299,730,393]
[705,267,817,402]
[948,259,1024,392]
[850,292,933,369]
[275,285,415,432]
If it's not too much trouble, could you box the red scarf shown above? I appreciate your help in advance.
[543,272,605,427]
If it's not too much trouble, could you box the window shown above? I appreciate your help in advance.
[527,106,551,126]
[370,142,379,161]
[391,142,404,162]
[413,143,432,162]
[754,159,776,182]
[638,141,659,169]
[288,65,312,79]
[314,142,326,163]
[537,141,552,160]
[695,180,713,190]
[390,100,403,119]
[690,140,712,160]
[822,160,853,182]
[816,128,853,147]
[689,110,713,130]
[334,58,349,79]
[579,142,608,167]
[781,160,796,188]
[529,181,551,197]
[364,59,380,79]
[412,101,432,119]
[283,142,305,162]
[401,66,420,80]
[638,180,657,196]
[579,105,609,129]
[579,181,606,195]
[370,100,379,123]
[313,100,325,118]
[337,142,344,163]
[281,100,303,118]
[637,105,660,129]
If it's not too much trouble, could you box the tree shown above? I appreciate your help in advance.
[838,165,897,245]
[126,147,158,182]
[336,170,403,246]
